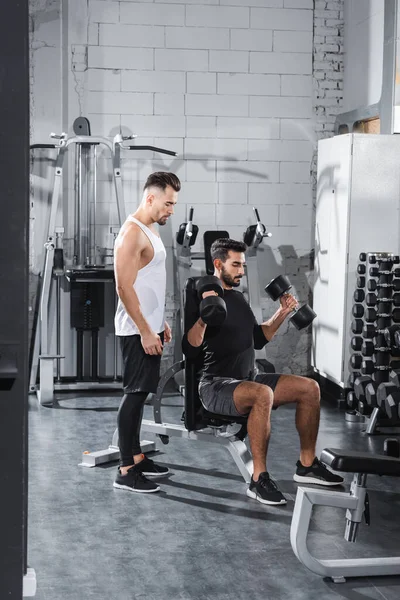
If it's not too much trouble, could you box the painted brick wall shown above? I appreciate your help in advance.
[29,0,344,375]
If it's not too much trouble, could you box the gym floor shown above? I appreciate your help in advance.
[28,390,400,600]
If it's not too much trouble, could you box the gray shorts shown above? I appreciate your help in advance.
[198,372,282,418]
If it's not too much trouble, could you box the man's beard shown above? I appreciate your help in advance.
[221,266,242,288]
[157,217,168,226]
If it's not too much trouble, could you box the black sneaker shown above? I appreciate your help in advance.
[293,457,344,486]
[113,465,160,493]
[246,472,287,505]
[136,454,169,478]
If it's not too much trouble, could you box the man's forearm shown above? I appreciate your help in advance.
[187,318,207,347]
[261,308,290,341]
[117,287,152,335]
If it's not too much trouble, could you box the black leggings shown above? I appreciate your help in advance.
[117,392,148,467]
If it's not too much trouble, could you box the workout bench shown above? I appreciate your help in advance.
[291,446,400,582]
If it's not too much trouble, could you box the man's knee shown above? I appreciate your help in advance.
[300,378,320,405]
[253,383,274,408]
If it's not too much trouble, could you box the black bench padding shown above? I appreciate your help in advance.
[321,448,400,476]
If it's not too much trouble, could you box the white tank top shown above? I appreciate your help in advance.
[114,216,167,336]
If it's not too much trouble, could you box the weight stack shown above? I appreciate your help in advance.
[348,251,400,415]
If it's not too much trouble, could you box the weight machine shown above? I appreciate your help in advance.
[30,117,176,405]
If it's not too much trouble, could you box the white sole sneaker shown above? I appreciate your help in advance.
[293,474,343,486]
[246,488,287,505]
[113,482,160,493]
[141,470,169,478]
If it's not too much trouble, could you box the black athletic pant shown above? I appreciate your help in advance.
[117,392,148,467]
[117,333,164,468]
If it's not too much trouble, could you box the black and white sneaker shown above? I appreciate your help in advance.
[246,472,287,505]
[113,465,160,493]
[136,454,169,478]
[293,457,344,486]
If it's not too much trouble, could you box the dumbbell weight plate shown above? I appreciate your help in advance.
[199,296,227,327]
[352,304,364,318]
[196,275,224,298]
[357,276,366,288]
[351,336,362,351]
[393,308,400,322]
[350,354,362,369]
[361,358,374,375]
[353,289,365,303]
[348,372,361,388]
[290,304,317,330]
[357,264,366,275]
[359,253,367,262]
[365,381,378,407]
[393,293,400,307]
[385,392,400,419]
[361,341,374,356]
[264,275,291,302]
[384,437,400,457]
[354,375,372,401]
[365,293,377,307]
[346,390,356,409]
[361,323,374,338]
[377,382,398,408]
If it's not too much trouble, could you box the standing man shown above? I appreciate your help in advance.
[113,172,181,493]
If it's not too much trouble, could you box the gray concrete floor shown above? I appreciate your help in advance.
[28,392,400,600]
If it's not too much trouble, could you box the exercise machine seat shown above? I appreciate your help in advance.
[321,448,400,476]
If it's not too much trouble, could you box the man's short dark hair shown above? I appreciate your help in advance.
[210,238,247,263]
[144,171,181,192]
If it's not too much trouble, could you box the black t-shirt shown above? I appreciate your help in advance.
[182,288,268,380]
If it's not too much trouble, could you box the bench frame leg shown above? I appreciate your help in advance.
[291,475,400,582]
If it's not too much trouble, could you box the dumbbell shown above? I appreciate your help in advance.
[369,254,400,264]
[384,324,400,350]
[368,279,400,292]
[359,253,367,262]
[365,293,398,307]
[365,307,400,323]
[389,369,400,386]
[196,276,227,326]
[264,275,316,330]
[361,358,391,375]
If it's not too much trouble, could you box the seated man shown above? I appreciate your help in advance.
[182,238,343,506]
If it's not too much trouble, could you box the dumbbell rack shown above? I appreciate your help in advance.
[346,251,400,433]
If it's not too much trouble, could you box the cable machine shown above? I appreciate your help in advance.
[30,117,176,405]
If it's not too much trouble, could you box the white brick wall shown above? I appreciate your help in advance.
[30,0,345,375]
